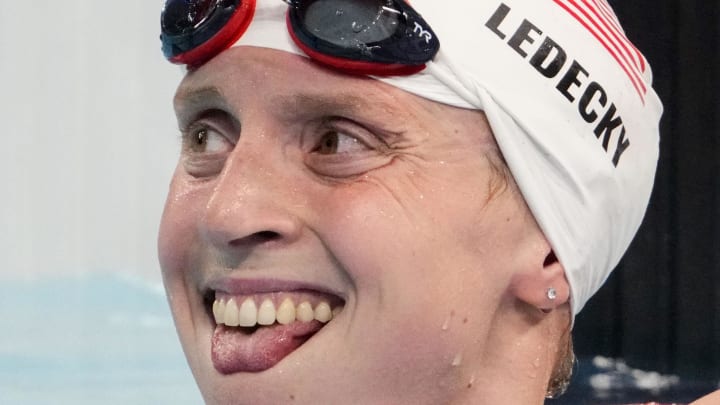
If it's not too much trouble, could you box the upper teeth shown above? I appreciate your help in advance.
[212,297,338,327]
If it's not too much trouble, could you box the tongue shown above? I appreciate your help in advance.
[211,321,323,374]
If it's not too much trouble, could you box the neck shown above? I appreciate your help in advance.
[447,301,568,404]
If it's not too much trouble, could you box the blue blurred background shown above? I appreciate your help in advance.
[0,275,202,404]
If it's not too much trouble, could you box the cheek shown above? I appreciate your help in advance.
[157,173,211,365]
[306,151,517,331]
[157,173,206,282]
[310,178,500,352]
[312,181,421,286]
[313,169,500,284]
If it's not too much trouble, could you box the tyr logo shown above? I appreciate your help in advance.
[413,22,432,43]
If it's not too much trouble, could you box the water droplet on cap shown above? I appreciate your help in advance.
[351,21,367,33]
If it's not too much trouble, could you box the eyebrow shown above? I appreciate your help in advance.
[174,85,409,136]
[173,86,232,129]
[270,92,402,122]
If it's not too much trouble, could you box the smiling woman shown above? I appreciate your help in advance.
[157,0,662,403]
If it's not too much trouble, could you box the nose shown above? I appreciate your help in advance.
[199,137,303,254]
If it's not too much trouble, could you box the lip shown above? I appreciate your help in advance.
[206,277,346,298]
[202,277,346,374]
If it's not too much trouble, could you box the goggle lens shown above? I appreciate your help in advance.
[162,0,253,65]
[162,0,219,36]
[300,0,400,47]
[160,0,439,74]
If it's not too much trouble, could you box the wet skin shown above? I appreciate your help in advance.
[159,47,561,404]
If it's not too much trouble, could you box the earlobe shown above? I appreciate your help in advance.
[509,250,571,313]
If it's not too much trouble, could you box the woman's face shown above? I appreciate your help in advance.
[159,47,546,404]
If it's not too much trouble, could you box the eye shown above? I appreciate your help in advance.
[180,121,235,178]
[194,128,228,153]
[314,131,368,154]
[184,124,232,154]
[305,121,394,179]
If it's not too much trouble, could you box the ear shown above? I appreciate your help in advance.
[509,245,571,313]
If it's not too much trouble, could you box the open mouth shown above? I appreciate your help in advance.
[205,291,344,374]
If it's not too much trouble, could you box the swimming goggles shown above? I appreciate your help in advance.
[160,0,440,75]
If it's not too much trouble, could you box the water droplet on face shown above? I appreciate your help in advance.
[442,310,455,331]
[452,353,463,367]
[467,373,476,388]
[532,357,541,369]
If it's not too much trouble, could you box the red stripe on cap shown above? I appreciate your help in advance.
[590,0,646,71]
[581,0,646,73]
[553,0,647,102]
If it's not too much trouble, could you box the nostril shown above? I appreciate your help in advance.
[229,230,282,247]
[255,230,281,242]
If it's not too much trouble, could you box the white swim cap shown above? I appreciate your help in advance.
[218,0,662,316]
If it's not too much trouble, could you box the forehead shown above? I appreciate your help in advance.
[174,46,442,122]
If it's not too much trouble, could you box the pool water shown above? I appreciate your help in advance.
[0,274,202,404]
[548,355,717,404]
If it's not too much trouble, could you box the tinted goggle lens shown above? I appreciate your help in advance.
[162,0,217,36]
[300,0,400,47]
[161,0,439,73]
[161,0,243,62]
